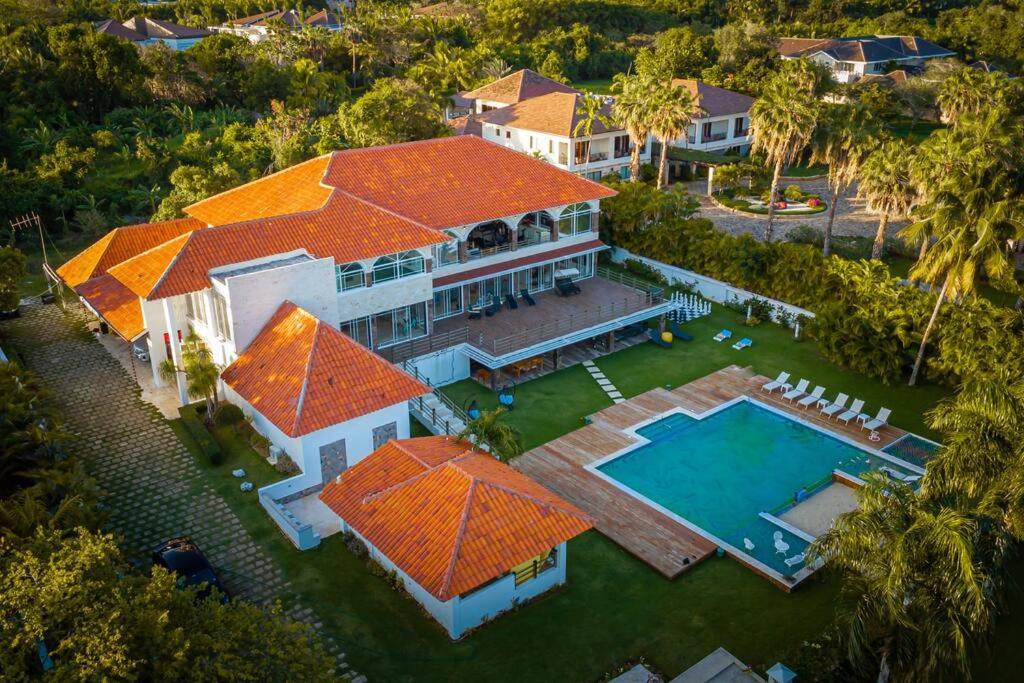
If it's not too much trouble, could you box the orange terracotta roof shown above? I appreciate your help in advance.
[186,155,333,226]
[463,69,579,105]
[74,274,144,341]
[55,217,202,288]
[220,302,428,437]
[106,232,194,299]
[472,91,621,138]
[320,436,592,600]
[322,136,616,229]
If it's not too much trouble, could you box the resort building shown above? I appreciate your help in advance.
[55,135,677,549]
[455,69,651,179]
[211,9,342,42]
[777,35,956,84]
[319,435,592,638]
[664,79,754,156]
[94,17,211,50]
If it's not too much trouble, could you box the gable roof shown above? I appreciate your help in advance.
[75,274,145,342]
[857,69,908,87]
[463,69,579,105]
[470,91,621,138]
[778,35,955,63]
[94,19,147,42]
[227,8,338,28]
[221,302,428,437]
[122,17,211,39]
[670,80,754,118]
[319,436,592,600]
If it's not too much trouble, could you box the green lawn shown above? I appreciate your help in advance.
[573,78,614,95]
[887,118,944,145]
[781,161,828,178]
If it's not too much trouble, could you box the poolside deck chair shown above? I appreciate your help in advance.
[819,393,848,418]
[519,288,536,306]
[797,385,826,408]
[467,306,483,320]
[862,407,891,431]
[784,553,806,568]
[647,328,672,348]
[781,379,810,402]
[732,337,752,350]
[713,329,732,342]
[669,321,694,341]
[504,293,518,310]
[837,399,866,425]
[761,372,791,393]
[880,466,921,484]
[773,531,790,555]
[484,295,501,317]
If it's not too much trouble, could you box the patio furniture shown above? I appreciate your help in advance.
[880,466,921,483]
[731,337,752,350]
[784,553,805,568]
[781,379,810,402]
[505,293,518,310]
[484,295,501,317]
[467,306,482,320]
[819,393,849,418]
[519,288,536,306]
[474,367,492,384]
[761,371,791,393]
[861,407,891,432]
[615,322,647,341]
[713,329,732,342]
[510,356,544,378]
[797,385,826,408]
[555,277,581,296]
[669,321,693,341]
[648,328,672,348]
[837,399,866,425]
[773,531,790,555]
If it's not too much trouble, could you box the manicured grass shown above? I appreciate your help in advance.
[887,118,944,145]
[573,78,614,95]
[668,146,744,164]
[780,162,828,177]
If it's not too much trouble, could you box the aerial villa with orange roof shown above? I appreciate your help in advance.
[53,135,679,546]
[319,435,593,638]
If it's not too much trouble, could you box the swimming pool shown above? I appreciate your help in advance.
[592,399,923,583]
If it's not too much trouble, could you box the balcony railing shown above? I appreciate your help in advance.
[703,132,728,142]
[378,326,470,363]
[466,243,512,261]
[576,151,609,164]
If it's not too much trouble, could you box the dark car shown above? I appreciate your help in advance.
[152,537,229,601]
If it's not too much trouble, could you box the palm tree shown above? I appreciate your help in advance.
[611,71,659,182]
[936,68,1015,125]
[808,474,995,682]
[857,139,916,261]
[158,332,221,417]
[809,102,880,256]
[650,80,696,190]
[458,408,521,462]
[749,68,819,241]
[572,92,611,179]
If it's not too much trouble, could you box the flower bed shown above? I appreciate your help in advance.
[714,185,828,216]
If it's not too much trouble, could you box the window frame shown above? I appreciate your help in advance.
[335,262,365,293]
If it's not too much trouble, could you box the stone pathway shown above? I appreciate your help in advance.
[1,304,358,679]
[582,359,626,404]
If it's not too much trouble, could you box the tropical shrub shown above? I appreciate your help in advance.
[783,184,804,201]
[213,402,244,427]
[0,247,27,311]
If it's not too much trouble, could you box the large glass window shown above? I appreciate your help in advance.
[372,303,427,348]
[432,287,462,320]
[372,251,424,285]
[335,262,365,292]
[558,203,592,236]
[212,292,232,342]
[433,231,459,267]
[555,253,594,280]
[185,291,206,324]
[518,264,554,293]
[339,317,371,347]
[557,141,569,165]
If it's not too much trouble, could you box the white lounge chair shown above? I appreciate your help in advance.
[784,553,806,568]
[862,407,892,432]
[743,538,755,551]
[732,337,752,350]
[761,371,791,393]
[819,393,849,418]
[781,379,810,402]
[797,385,826,408]
[837,399,866,425]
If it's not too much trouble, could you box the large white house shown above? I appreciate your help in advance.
[666,79,754,156]
[210,8,343,43]
[778,35,956,84]
[56,135,677,551]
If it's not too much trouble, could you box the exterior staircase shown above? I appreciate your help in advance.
[400,361,469,436]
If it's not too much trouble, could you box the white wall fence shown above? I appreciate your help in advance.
[610,248,814,327]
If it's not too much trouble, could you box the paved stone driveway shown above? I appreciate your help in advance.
[2,304,360,680]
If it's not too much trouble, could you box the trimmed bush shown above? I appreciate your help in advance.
[214,402,244,427]
[783,185,804,201]
[180,406,223,465]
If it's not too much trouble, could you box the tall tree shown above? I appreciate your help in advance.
[572,92,611,179]
[936,68,1017,125]
[857,139,916,261]
[611,69,658,183]
[158,332,221,416]
[809,102,880,256]
[650,80,696,190]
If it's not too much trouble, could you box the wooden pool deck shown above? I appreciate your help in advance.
[513,365,907,579]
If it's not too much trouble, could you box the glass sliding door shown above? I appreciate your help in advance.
[432,287,462,320]
[372,303,428,348]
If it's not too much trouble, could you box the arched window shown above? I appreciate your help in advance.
[397,250,425,277]
[373,251,424,285]
[336,262,365,292]
[558,203,592,236]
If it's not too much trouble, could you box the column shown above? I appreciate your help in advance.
[458,240,469,264]
[162,297,189,406]
[707,165,715,196]
[510,222,518,251]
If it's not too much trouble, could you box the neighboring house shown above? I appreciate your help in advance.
[55,135,678,545]
[211,8,342,42]
[94,17,211,50]
[457,69,651,179]
[319,435,592,638]
[855,69,909,88]
[778,35,956,84]
[666,79,754,156]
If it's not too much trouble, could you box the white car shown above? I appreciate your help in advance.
[132,339,150,363]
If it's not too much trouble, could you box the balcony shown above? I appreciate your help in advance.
[575,151,609,165]
[703,132,729,142]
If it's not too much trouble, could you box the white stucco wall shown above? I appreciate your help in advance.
[338,271,433,322]
[407,347,471,387]
[477,123,649,175]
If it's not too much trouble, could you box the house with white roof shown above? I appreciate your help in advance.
[778,35,957,84]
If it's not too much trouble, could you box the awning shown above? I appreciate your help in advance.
[75,274,145,342]
[432,239,606,288]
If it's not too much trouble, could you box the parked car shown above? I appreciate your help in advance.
[132,337,150,362]
[152,537,228,601]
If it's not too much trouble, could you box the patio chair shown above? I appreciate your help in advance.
[784,553,806,568]
[731,337,752,350]
[880,466,921,484]
[861,407,891,432]
[484,295,501,317]
[669,321,693,341]
[712,329,732,342]
[519,288,536,306]
[505,293,518,310]
[467,307,482,320]
[781,379,810,402]
[761,371,791,393]
[647,328,672,348]
[837,399,866,425]
[819,393,849,418]
[796,385,827,408]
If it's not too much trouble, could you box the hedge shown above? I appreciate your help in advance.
[180,405,223,465]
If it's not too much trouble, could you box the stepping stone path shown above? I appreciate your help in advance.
[2,305,359,680]
[582,359,626,404]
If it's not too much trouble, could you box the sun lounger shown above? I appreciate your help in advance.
[781,379,810,402]
[862,407,891,431]
[519,288,536,306]
[732,337,752,350]
[797,385,826,408]
[837,399,866,425]
[784,553,806,568]
[504,293,518,310]
[773,531,790,555]
[713,329,732,342]
[648,328,672,348]
[761,372,791,393]
[819,393,848,418]
[669,321,693,341]
[880,466,922,484]
[484,295,501,317]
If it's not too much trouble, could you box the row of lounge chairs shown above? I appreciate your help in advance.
[760,372,892,432]
[467,289,537,319]
[713,329,752,350]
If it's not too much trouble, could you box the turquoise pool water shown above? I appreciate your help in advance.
[596,400,919,577]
